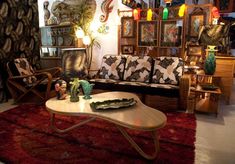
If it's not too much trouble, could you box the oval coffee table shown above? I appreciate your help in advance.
[46,91,166,160]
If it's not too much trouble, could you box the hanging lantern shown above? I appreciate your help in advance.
[83,35,91,45]
[162,7,168,20]
[178,4,186,17]
[133,9,140,20]
[147,9,153,21]
[211,6,220,19]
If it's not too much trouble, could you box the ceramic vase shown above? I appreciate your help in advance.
[204,46,217,75]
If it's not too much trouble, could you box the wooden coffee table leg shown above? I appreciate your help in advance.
[50,113,96,133]
[116,125,159,160]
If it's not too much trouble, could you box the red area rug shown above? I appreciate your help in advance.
[0,104,196,163]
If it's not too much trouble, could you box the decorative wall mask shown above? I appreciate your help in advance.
[100,0,114,22]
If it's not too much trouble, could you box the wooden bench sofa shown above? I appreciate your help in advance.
[88,55,191,110]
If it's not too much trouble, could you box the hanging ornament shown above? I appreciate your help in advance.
[162,7,168,20]
[147,9,152,21]
[178,4,186,17]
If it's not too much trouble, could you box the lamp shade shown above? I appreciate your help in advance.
[75,28,84,38]
[82,35,91,45]
[164,0,172,3]
[147,9,153,21]
[162,7,168,20]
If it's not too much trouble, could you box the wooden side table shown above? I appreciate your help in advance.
[191,74,222,116]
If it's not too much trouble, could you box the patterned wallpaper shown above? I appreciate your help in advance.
[0,0,40,65]
[0,0,40,102]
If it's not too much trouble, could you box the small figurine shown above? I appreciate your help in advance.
[69,78,80,102]
[79,80,95,99]
[55,80,67,100]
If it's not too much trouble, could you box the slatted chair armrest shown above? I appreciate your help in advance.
[179,74,191,110]
[35,67,62,77]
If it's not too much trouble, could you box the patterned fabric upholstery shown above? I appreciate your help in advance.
[152,57,184,85]
[123,56,153,82]
[98,55,126,80]
[14,58,37,85]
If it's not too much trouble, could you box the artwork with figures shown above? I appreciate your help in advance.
[138,21,158,46]
[189,15,205,37]
[121,17,135,38]
[62,49,88,79]
[160,20,182,47]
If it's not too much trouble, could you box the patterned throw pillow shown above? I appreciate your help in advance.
[14,58,37,85]
[98,55,126,80]
[123,56,153,82]
[152,57,184,85]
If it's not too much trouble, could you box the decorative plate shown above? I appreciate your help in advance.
[90,98,137,111]
[57,36,64,46]
[201,84,219,90]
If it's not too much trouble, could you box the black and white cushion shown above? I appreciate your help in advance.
[152,57,183,85]
[14,58,37,85]
[123,56,153,82]
[98,55,126,80]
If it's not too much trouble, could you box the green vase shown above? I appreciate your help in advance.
[204,52,216,75]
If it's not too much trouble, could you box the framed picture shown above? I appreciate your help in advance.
[121,17,135,38]
[61,48,88,79]
[160,20,182,47]
[121,45,134,54]
[138,21,158,47]
[188,45,203,56]
[188,8,206,38]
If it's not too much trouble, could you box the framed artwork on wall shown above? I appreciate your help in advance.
[188,8,206,38]
[160,20,182,47]
[121,45,135,54]
[137,21,158,47]
[121,17,135,38]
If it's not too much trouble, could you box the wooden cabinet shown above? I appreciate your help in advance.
[40,24,77,68]
[215,0,235,13]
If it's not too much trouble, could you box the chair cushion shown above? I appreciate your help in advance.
[14,58,37,85]
[152,57,183,85]
[98,55,126,80]
[123,56,153,82]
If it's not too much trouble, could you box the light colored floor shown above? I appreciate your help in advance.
[0,84,235,163]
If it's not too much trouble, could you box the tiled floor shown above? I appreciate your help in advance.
[0,83,235,163]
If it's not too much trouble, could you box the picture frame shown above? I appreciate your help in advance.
[160,20,182,47]
[187,45,203,56]
[188,8,206,38]
[121,17,135,38]
[137,21,158,47]
[61,48,88,78]
[121,45,135,54]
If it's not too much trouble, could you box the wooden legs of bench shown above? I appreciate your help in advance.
[116,125,159,160]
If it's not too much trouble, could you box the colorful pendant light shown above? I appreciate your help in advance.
[211,6,220,18]
[178,4,186,17]
[162,7,169,20]
[133,9,140,20]
[147,9,153,21]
